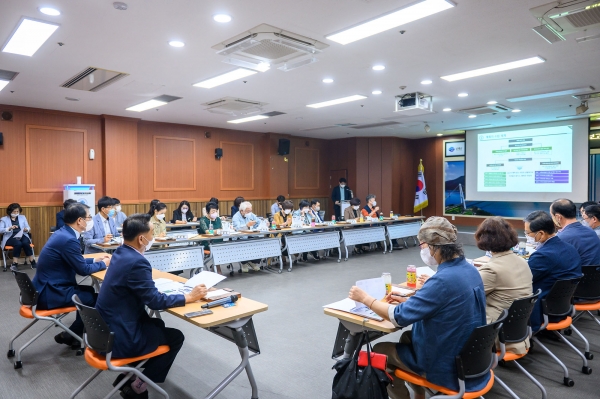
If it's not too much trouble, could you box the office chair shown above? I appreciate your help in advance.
[494,290,546,399]
[7,271,83,369]
[393,310,507,398]
[531,278,591,388]
[571,265,600,358]
[2,242,35,271]
[70,294,170,399]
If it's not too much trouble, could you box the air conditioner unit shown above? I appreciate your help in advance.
[394,93,434,116]
[212,24,328,71]
[456,104,513,115]
[202,97,268,116]
[531,1,600,43]
[61,67,129,92]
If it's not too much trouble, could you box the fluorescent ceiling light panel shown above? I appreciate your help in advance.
[306,95,367,108]
[441,56,545,82]
[193,68,257,88]
[227,115,269,124]
[126,99,168,112]
[0,80,10,92]
[2,18,60,56]
[506,86,595,102]
[326,0,455,45]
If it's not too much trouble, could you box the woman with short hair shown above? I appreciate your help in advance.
[1,203,36,271]
[172,200,197,224]
[273,200,294,227]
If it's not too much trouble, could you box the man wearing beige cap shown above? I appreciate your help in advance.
[349,217,487,399]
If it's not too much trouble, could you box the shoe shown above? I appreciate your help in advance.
[10,263,18,272]
[248,261,261,271]
[54,332,76,347]
[113,374,135,391]
[120,385,148,399]
[2,267,6,272]
[240,263,250,273]
[30,260,37,269]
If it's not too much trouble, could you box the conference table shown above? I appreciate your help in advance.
[91,268,268,399]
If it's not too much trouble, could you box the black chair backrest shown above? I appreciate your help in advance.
[542,278,581,317]
[13,271,38,306]
[502,290,541,343]
[72,295,114,353]
[50,226,57,232]
[574,265,600,300]
[457,309,507,380]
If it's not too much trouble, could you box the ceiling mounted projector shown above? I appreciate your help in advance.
[576,101,589,115]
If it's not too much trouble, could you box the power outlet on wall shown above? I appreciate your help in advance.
[452,215,455,221]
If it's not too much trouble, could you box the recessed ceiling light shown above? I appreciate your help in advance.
[126,99,168,112]
[169,41,184,47]
[0,80,10,92]
[441,56,545,82]
[458,93,468,97]
[487,100,498,105]
[437,133,443,136]
[326,0,455,45]
[512,109,521,113]
[443,107,452,112]
[213,14,232,23]
[372,90,382,95]
[421,79,432,85]
[372,65,385,71]
[2,18,60,57]
[39,7,61,16]
[228,115,269,124]
[306,95,367,108]
[322,78,334,83]
[468,115,477,118]
[193,68,257,89]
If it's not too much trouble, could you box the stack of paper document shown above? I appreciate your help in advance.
[416,266,436,278]
[154,278,189,296]
[323,298,383,322]
[391,287,414,296]
[154,271,227,296]
[205,289,231,299]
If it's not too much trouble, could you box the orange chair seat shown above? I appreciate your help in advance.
[204,250,210,255]
[575,302,600,311]
[394,368,494,398]
[19,305,76,319]
[4,244,34,250]
[546,316,572,331]
[84,345,170,370]
[497,349,527,362]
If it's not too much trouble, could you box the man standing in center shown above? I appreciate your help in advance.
[331,178,353,221]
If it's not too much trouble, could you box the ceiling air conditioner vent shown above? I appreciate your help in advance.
[61,67,129,92]
[351,121,402,129]
[573,91,600,101]
[202,97,268,116]
[213,24,328,71]
[531,1,600,42]
[456,104,513,115]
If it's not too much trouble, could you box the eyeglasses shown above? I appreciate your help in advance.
[83,216,93,221]
[418,242,428,249]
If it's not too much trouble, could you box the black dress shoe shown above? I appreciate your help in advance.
[120,385,148,399]
[54,332,79,348]
[30,260,37,269]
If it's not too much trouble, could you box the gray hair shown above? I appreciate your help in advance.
[366,194,376,203]
[239,201,252,211]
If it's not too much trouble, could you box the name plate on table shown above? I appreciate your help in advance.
[348,219,357,224]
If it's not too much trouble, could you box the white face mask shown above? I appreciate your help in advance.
[245,212,253,218]
[284,209,291,215]
[352,205,359,210]
[302,208,309,213]
[371,201,377,207]
[209,212,219,220]
[142,236,154,252]
[85,219,94,232]
[340,184,346,188]
[156,214,165,220]
[581,219,590,227]
[181,207,188,213]
[11,213,19,218]
[314,206,320,212]
[115,205,122,212]
[420,247,438,266]
[526,235,536,245]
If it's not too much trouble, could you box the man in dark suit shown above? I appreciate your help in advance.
[524,210,582,331]
[96,213,207,399]
[551,198,600,265]
[55,198,77,229]
[33,203,109,346]
[331,178,353,220]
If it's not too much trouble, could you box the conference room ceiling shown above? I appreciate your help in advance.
[0,0,599,139]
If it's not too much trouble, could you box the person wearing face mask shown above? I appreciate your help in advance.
[331,178,353,221]
[1,203,36,272]
[524,210,582,332]
[292,200,312,225]
[96,214,207,399]
[308,199,325,223]
[271,195,286,218]
[349,217,488,399]
[198,202,223,248]
[344,198,368,254]
[232,201,261,272]
[32,203,110,348]
[551,198,600,266]
[83,196,121,254]
[149,202,168,238]
[112,198,128,229]
[361,194,380,218]
[583,205,600,237]
[579,201,597,221]
[273,200,294,227]
[172,200,197,224]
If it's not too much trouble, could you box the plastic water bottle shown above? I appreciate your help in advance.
[406,265,417,288]
[209,222,214,235]
[382,273,392,295]
[332,215,336,224]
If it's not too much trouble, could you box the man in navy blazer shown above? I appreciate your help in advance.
[551,199,600,266]
[524,211,582,331]
[96,213,207,398]
[33,203,109,346]
[83,196,120,254]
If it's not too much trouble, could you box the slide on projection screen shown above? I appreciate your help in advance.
[465,119,589,203]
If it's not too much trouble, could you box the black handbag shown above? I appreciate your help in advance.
[332,332,392,399]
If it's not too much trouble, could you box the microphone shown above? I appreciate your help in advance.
[201,295,238,309]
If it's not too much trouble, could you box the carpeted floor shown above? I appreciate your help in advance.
[1,245,598,398]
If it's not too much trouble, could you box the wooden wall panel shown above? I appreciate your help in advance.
[266,134,289,199]
[26,125,87,192]
[103,116,139,201]
[367,138,382,203]
[355,138,370,205]
[294,148,320,189]
[220,142,254,191]
[381,138,393,215]
[153,136,196,191]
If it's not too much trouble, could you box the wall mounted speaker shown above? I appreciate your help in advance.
[215,148,223,160]
[278,138,290,155]
[0,133,3,146]
[1,111,13,121]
